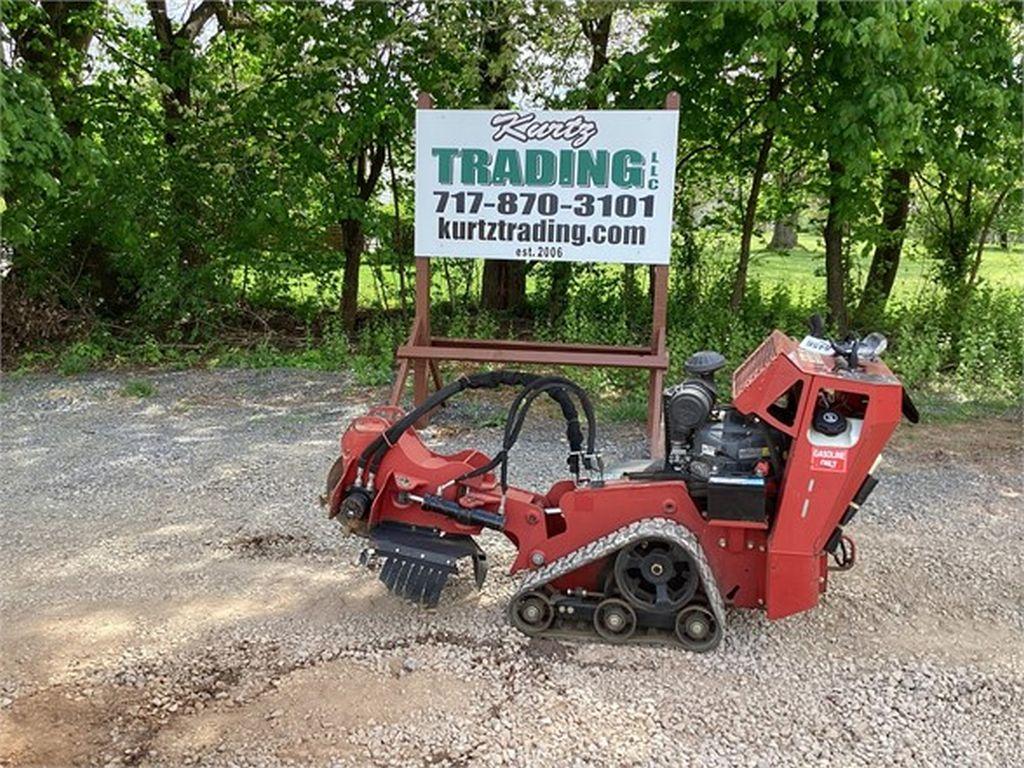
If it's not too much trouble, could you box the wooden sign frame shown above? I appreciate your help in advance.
[389,91,678,458]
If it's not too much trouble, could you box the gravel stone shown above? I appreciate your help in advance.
[1,368,1022,767]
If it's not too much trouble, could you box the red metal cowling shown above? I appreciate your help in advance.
[731,332,902,618]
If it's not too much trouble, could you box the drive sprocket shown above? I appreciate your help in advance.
[613,538,699,613]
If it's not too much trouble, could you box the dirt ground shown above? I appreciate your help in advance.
[1,370,1021,767]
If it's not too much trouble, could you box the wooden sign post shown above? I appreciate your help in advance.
[390,92,679,458]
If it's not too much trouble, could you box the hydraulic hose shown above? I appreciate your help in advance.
[358,370,593,482]
[505,377,595,455]
[498,378,597,489]
[451,376,597,491]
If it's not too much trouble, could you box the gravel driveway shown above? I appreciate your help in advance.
[1,369,1022,767]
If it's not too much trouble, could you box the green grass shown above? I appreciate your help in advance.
[58,341,105,375]
[118,379,156,398]
[259,233,1023,311]
[743,232,1023,296]
[909,388,1021,424]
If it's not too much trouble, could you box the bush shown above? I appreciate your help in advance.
[58,341,105,375]
[8,240,1021,416]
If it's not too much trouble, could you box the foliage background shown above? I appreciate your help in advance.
[2,0,1021,415]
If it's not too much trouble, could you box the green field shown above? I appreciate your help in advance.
[272,233,1023,310]
[743,232,1023,296]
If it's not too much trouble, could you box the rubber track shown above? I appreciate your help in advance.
[513,517,726,629]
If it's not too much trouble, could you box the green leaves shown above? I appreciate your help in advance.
[0,66,70,248]
[2,0,1019,366]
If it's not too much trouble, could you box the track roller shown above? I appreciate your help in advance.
[674,604,722,652]
[509,591,554,635]
[593,598,637,642]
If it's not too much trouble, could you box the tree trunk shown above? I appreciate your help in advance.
[729,72,782,311]
[481,255,524,313]
[823,158,848,335]
[339,218,366,334]
[768,220,797,250]
[582,12,612,99]
[728,129,774,310]
[855,167,910,326]
[148,0,228,272]
[999,231,1009,250]
[336,144,387,334]
[476,0,526,313]
[481,261,526,313]
[967,185,1011,289]
[942,179,974,286]
[547,263,572,324]
[148,0,222,146]
[622,264,640,319]
[545,9,615,324]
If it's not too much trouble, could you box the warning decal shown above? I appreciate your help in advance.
[811,447,848,473]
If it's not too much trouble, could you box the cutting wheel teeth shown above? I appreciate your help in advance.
[380,557,401,590]
[394,561,412,595]
[377,556,451,607]
[426,568,449,606]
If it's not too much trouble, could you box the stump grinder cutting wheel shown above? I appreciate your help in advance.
[323,318,917,651]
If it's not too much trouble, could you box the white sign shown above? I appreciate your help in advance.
[414,109,678,265]
[799,335,835,356]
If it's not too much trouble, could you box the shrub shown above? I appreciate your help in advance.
[58,341,105,376]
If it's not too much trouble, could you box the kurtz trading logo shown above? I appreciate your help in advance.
[490,111,599,149]
[432,111,663,191]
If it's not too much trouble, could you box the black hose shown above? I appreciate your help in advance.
[505,378,595,455]
[506,381,589,459]
[452,376,597,493]
[503,380,596,490]
[359,370,594,481]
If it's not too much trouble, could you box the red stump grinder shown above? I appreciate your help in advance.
[324,319,918,651]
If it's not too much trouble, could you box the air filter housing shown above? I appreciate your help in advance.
[663,350,726,464]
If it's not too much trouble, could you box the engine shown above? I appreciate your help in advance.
[663,351,785,522]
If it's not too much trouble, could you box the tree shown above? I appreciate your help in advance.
[798,3,928,334]
[147,1,235,147]
[545,1,617,323]
[145,1,239,273]
[855,165,914,325]
[729,67,782,310]
[475,0,529,314]
[223,2,428,334]
[1,0,121,312]
[1,1,81,251]
[853,4,945,326]
[338,142,387,333]
[912,2,1022,297]
[635,2,815,311]
[764,140,807,251]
